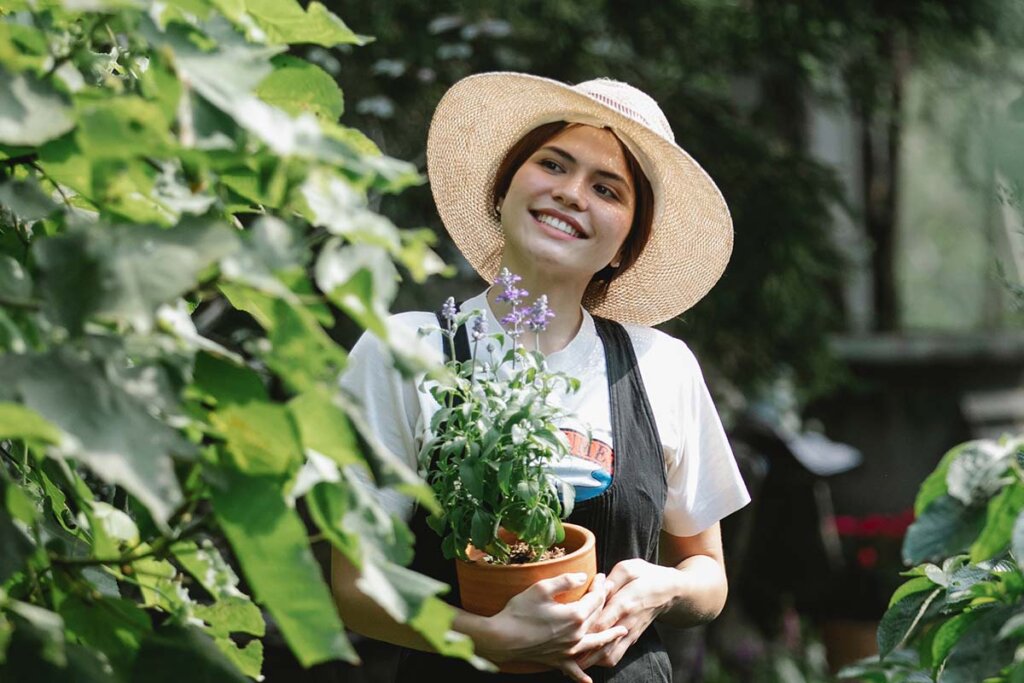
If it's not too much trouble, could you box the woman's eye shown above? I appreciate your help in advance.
[595,185,619,200]
[539,159,562,172]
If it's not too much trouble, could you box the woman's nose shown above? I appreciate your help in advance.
[552,173,587,210]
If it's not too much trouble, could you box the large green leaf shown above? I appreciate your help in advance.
[35,217,239,334]
[946,441,1010,507]
[192,353,268,407]
[172,539,248,601]
[0,479,35,584]
[941,605,1018,683]
[916,441,971,516]
[58,595,151,676]
[903,494,987,566]
[0,349,194,529]
[210,470,356,666]
[971,483,1024,562]
[220,284,347,393]
[930,610,983,671]
[256,54,343,121]
[0,69,75,146]
[130,622,248,683]
[226,0,370,47]
[0,402,61,444]
[74,95,174,160]
[0,178,60,224]
[877,587,941,658]
[288,387,361,468]
[210,402,304,475]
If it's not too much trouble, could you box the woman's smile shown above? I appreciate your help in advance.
[499,124,635,281]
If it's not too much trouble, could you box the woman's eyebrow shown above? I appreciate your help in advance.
[540,145,631,186]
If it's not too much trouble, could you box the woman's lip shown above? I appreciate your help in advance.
[530,210,587,238]
[530,211,583,240]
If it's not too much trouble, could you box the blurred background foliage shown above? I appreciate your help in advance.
[317,0,1024,405]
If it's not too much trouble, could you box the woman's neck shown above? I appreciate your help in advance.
[486,264,588,356]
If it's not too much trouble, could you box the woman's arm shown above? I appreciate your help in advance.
[331,547,628,683]
[574,523,728,669]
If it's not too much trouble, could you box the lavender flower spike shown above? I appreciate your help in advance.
[494,268,528,305]
[470,314,488,341]
[527,295,555,332]
[441,296,457,325]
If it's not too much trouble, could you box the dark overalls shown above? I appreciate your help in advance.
[395,316,672,682]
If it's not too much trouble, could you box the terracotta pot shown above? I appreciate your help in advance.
[455,523,597,674]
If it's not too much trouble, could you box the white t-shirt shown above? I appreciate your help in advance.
[340,290,750,537]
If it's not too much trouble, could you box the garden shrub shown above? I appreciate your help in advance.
[0,1,474,680]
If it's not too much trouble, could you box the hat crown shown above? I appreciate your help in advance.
[573,78,675,143]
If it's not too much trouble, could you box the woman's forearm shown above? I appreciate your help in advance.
[656,554,728,628]
[330,547,497,655]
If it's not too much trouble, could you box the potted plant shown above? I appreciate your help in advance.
[418,269,597,625]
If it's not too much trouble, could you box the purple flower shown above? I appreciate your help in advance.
[441,296,457,325]
[470,315,488,341]
[527,295,555,332]
[495,268,521,289]
[500,310,523,329]
[494,268,528,306]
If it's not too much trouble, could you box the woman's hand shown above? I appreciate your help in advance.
[472,572,627,683]
[574,559,675,669]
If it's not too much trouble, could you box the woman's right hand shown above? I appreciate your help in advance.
[473,572,628,683]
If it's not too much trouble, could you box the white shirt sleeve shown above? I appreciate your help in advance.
[657,340,751,537]
[339,312,437,521]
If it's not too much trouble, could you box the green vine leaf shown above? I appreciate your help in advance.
[255,54,343,121]
[0,69,75,146]
[210,469,356,667]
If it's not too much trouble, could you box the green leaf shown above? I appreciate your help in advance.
[0,178,60,223]
[0,479,35,584]
[211,637,262,679]
[877,588,941,658]
[130,622,248,683]
[192,353,268,407]
[36,134,93,198]
[210,469,356,666]
[256,54,343,121]
[0,402,61,444]
[941,605,1018,683]
[0,349,195,529]
[931,610,983,671]
[888,576,937,608]
[230,0,370,47]
[946,441,1010,507]
[0,69,75,146]
[210,402,304,475]
[288,387,361,468]
[35,218,240,334]
[903,494,986,566]
[1012,508,1024,570]
[59,595,151,675]
[971,483,1024,562]
[172,540,247,602]
[193,597,264,639]
[316,241,397,338]
[75,95,174,160]
[916,441,971,516]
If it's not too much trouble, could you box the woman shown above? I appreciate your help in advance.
[333,73,750,683]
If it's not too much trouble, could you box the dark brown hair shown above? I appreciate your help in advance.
[490,121,654,300]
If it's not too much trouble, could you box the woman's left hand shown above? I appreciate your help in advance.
[572,559,673,669]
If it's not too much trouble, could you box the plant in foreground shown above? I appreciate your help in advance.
[838,435,1024,683]
[419,269,579,564]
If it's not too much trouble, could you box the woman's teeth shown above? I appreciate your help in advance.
[535,213,583,238]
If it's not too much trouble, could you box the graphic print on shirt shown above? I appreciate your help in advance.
[548,428,614,502]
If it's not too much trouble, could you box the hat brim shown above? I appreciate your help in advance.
[426,72,732,326]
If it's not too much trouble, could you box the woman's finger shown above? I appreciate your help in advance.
[531,571,589,600]
[568,624,628,657]
[559,657,593,683]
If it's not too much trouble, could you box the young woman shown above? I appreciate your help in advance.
[332,73,750,683]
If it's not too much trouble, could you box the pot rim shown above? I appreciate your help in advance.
[458,522,595,570]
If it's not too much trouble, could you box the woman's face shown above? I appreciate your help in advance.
[497,124,636,283]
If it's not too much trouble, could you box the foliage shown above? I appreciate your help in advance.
[0,1,481,680]
[419,273,577,564]
[838,436,1024,683]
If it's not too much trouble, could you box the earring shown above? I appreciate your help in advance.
[494,204,502,218]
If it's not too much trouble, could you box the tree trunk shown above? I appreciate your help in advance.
[859,30,908,332]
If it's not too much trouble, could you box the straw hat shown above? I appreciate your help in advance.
[426,72,733,326]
